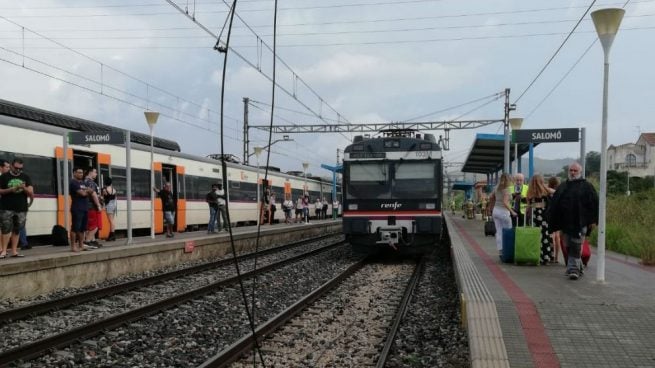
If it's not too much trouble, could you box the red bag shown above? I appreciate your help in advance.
[561,239,592,266]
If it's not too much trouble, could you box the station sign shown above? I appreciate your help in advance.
[512,128,579,143]
[68,131,125,145]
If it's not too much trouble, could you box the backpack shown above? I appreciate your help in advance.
[51,225,69,246]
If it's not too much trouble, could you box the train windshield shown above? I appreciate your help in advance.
[346,162,390,199]
[392,162,438,199]
[346,161,439,200]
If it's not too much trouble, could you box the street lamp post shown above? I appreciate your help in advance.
[247,135,293,161]
[302,162,309,224]
[592,8,625,282]
[509,118,524,174]
[254,147,263,226]
[144,111,159,239]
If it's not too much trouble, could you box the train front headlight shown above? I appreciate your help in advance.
[420,203,436,210]
[348,204,358,210]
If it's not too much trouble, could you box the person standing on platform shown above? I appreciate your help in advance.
[314,197,322,220]
[0,158,34,258]
[490,173,517,257]
[322,197,329,220]
[84,168,103,248]
[69,167,93,252]
[547,162,598,280]
[511,173,529,227]
[547,176,562,263]
[295,196,303,223]
[527,174,555,265]
[302,194,310,224]
[268,191,277,225]
[102,177,118,241]
[216,183,228,231]
[283,194,293,224]
[206,184,219,233]
[154,182,176,237]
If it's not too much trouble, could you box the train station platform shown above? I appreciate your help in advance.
[0,219,342,300]
[447,212,655,368]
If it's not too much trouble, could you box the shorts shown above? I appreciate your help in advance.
[295,209,302,215]
[87,209,103,231]
[0,210,27,234]
[71,210,88,233]
[105,200,117,215]
[164,211,175,225]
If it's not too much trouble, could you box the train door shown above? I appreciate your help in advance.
[55,147,73,227]
[161,163,186,232]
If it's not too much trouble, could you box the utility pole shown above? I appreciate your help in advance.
[503,88,511,174]
[243,97,249,165]
[336,148,341,165]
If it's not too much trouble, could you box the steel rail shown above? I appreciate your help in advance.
[0,234,339,324]
[0,240,345,366]
[198,258,368,368]
[375,257,425,368]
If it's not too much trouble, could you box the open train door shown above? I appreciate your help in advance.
[175,165,186,232]
[154,162,164,234]
[55,147,73,228]
[97,153,111,240]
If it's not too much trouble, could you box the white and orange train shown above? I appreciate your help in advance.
[0,99,340,241]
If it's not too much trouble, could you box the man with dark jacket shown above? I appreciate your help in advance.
[547,162,599,280]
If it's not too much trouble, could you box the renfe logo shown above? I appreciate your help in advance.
[381,202,402,210]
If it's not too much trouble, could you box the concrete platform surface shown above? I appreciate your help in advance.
[448,212,655,368]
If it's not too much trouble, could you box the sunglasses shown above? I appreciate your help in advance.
[11,166,23,172]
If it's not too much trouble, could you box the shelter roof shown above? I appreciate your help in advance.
[461,133,537,174]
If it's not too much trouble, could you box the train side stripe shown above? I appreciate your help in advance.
[343,210,441,217]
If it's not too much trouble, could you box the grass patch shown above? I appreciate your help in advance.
[598,189,655,264]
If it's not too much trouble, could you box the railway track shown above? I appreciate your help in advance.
[204,257,424,368]
[0,234,340,322]
[0,236,348,366]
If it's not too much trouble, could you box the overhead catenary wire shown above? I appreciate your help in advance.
[213,0,268,367]
[524,0,633,119]
[513,0,597,104]
[164,0,350,139]
[402,91,505,122]
[0,15,239,126]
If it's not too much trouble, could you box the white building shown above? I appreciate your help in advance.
[607,133,655,178]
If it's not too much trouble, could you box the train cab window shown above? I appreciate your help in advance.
[346,162,390,200]
[392,162,438,199]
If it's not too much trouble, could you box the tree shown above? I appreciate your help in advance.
[585,151,601,177]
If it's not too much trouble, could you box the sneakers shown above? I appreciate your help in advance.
[569,272,579,280]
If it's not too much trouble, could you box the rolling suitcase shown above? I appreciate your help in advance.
[561,238,592,266]
[484,219,496,237]
[500,227,515,263]
[514,214,540,265]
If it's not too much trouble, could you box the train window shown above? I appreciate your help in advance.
[0,153,57,196]
[346,162,390,200]
[228,181,256,202]
[131,168,151,199]
[110,166,127,197]
[392,162,438,199]
[184,175,218,200]
[349,162,386,182]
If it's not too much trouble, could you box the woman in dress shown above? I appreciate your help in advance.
[491,173,517,257]
[527,174,555,265]
[547,176,562,263]
[102,177,117,241]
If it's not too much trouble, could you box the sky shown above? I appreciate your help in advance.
[0,0,653,178]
